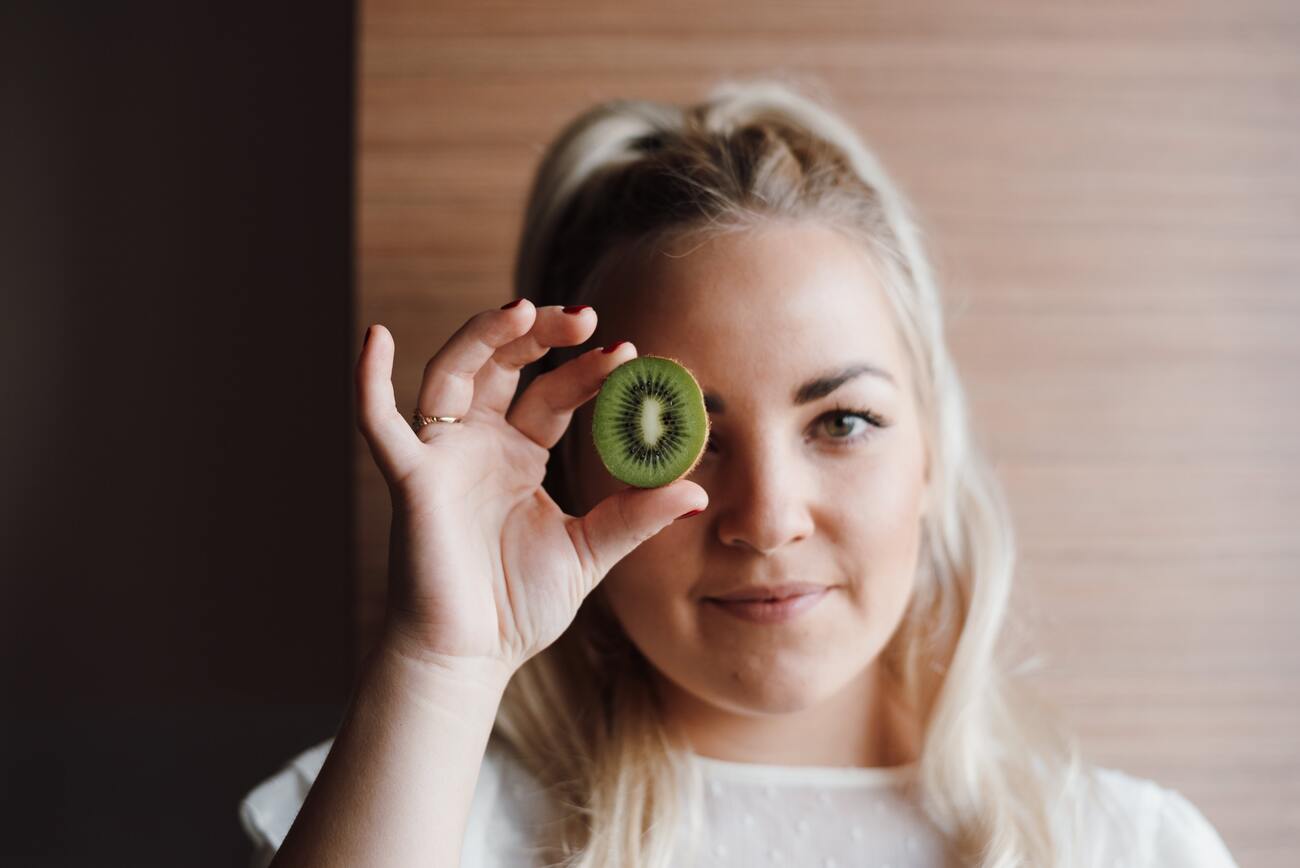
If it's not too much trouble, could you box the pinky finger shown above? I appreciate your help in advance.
[356,325,422,481]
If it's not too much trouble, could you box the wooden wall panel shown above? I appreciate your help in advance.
[356,2,1300,862]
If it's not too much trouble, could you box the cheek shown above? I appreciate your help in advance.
[849,461,925,541]
[601,525,698,611]
[596,520,706,661]
[830,442,928,602]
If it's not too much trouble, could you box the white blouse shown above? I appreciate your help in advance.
[238,734,1238,867]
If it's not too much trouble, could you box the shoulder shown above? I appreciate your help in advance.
[1077,765,1239,868]
[238,731,554,867]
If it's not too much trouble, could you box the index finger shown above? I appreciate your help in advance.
[416,300,538,420]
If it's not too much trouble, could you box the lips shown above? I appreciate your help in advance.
[706,582,830,603]
[703,587,832,625]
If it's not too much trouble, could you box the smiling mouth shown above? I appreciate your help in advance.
[707,593,817,603]
[702,588,833,624]
[705,582,831,603]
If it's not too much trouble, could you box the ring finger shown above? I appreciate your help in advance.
[416,300,537,423]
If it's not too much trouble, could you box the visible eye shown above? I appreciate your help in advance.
[702,407,889,455]
[814,406,887,446]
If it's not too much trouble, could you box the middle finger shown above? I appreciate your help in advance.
[474,304,597,414]
[506,339,637,449]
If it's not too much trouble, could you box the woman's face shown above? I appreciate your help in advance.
[569,220,930,721]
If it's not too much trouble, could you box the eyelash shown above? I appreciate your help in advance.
[704,405,888,453]
[814,405,888,447]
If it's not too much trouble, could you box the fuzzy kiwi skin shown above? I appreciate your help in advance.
[591,354,711,489]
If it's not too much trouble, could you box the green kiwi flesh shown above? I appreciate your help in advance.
[592,355,710,488]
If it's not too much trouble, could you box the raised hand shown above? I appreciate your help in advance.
[354,301,708,678]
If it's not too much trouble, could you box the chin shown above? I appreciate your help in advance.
[705,658,844,715]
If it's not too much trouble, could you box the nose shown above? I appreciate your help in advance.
[713,435,815,555]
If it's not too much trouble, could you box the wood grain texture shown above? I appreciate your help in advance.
[356,2,1300,862]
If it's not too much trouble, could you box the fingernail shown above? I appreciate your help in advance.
[501,299,523,309]
[676,508,704,520]
[562,304,591,314]
[602,340,628,354]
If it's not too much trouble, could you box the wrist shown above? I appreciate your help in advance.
[371,624,516,702]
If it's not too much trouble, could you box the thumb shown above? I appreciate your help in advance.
[569,479,709,593]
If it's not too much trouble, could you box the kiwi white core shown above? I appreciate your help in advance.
[641,399,666,446]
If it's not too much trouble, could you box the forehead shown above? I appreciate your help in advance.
[588,221,908,393]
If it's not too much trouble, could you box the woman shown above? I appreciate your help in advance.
[239,79,1238,867]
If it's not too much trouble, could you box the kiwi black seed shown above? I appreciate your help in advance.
[592,355,710,488]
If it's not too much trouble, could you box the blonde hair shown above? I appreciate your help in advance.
[494,75,1116,867]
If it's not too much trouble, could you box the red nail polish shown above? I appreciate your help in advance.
[500,299,523,309]
[602,341,628,354]
[562,305,591,314]
[676,508,704,520]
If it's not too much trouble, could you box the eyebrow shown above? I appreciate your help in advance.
[703,363,897,413]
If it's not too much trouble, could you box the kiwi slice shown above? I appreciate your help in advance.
[592,355,710,488]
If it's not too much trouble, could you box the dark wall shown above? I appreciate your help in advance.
[2,3,356,864]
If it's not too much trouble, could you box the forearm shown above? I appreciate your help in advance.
[269,637,512,868]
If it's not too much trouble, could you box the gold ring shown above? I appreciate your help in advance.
[411,412,464,432]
